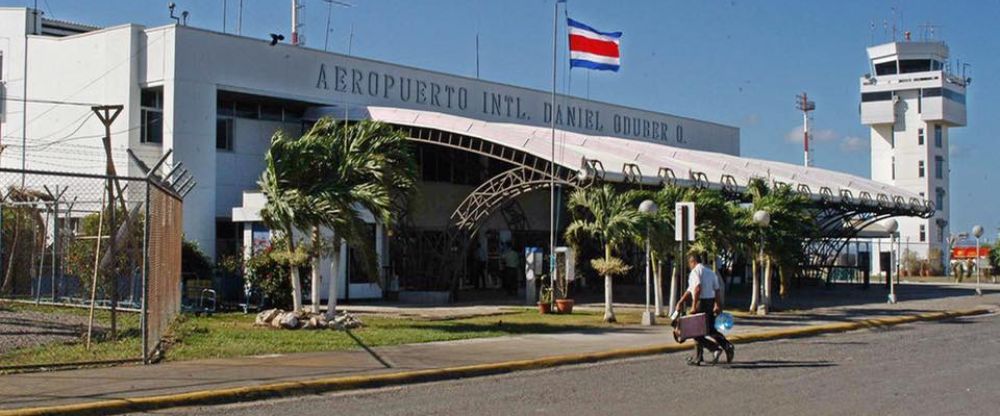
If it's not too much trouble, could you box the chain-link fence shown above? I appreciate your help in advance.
[0,167,183,370]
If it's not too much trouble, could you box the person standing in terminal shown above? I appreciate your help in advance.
[675,254,735,365]
[501,244,521,296]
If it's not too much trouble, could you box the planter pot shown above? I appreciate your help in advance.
[538,302,552,314]
[555,299,575,314]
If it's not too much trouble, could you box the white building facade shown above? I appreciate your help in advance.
[860,40,968,269]
[2,7,933,300]
[0,7,745,300]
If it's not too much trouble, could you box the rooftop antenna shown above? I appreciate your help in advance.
[291,0,305,46]
[795,92,816,167]
[222,0,227,32]
[237,0,244,35]
[890,6,897,41]
[347,22,354,55]
[320,0,353,52]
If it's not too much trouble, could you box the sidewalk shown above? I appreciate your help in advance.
[1,283,997,413]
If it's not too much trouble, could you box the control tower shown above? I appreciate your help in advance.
[860,38,969,268]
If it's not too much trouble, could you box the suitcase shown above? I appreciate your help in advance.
[672,313,708,343]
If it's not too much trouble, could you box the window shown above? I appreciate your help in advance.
[934,124,942,148]
[918,160,925,178]
[216,117,234,150]
[922,88,942,98]
[935,156,944,179]
[140,88,163,144]
[935,187,945,211]
[899,59,932,74]
[918,128,924,146]
[874,61,897,76]
[919,225,926,242]
[942,88,966,105]
[862,91,893,102]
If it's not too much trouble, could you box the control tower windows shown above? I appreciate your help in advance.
[875,61,897,76]
[899,59,932,74]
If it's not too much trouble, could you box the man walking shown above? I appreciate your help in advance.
[675,254,734,365]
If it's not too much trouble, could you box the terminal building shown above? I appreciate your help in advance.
[0,7,931,301]
[861,39,968,271]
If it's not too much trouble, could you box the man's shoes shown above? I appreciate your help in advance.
[686,356,703,366]
[724,345,735,364]
[711,349,723,364]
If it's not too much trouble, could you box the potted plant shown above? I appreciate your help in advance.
[538,286,553,314]
[554,255,574,314]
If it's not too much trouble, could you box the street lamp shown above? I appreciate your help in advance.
[882,219,899,304]
[752,210,770,314]
[973,225,984,296]
[638,199,658,326]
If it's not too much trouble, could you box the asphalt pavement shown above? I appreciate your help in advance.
[145,312,1000,416]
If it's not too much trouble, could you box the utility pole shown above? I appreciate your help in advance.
[91,105,123,340]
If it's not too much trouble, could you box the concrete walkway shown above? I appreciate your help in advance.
[1,283,997,412]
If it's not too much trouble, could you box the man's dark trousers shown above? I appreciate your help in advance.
[693,297,733,360]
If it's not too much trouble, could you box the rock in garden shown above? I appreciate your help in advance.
[255,309,282,326]
[278,313,299,329]
[328,312,363,330]
[301,318,316,330]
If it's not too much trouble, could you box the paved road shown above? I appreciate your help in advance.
[146,313,1000,416]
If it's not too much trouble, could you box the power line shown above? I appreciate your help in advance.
[4,31,165,139]
[3,96,108,107]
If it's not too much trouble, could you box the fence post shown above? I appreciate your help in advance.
[141,180,151,364]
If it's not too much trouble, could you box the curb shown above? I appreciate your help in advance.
[1,307,990,416]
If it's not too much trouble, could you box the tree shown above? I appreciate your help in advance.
[300,119,416,319]
[259,119,416,316]
[738,179,814,313]
[565,185,642,323]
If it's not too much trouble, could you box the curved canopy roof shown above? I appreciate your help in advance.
[305,106,931,215]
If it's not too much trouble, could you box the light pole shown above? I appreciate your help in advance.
[752,210,770,314]
[882,219,899,304]
[639,199,658,326]
[973,225,984,296]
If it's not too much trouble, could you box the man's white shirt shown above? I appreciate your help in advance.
[687,263,720,299]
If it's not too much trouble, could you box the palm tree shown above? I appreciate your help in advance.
[259,132,325,312]
[739,179,814,313]
[260,119,416,316]
[629,186,681,317]
[304,119,417,320]
[565,185,643,323]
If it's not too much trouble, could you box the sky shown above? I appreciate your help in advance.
[7,0,1000,238]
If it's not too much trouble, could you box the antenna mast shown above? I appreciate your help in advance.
[796,92,816,167]
[291,0,302,46]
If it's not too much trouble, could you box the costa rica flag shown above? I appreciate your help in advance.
[567,18,622,72]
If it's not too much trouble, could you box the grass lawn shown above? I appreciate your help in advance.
[0,301,143,369]
[1,302,655,367]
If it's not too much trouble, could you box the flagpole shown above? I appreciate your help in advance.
[549,0,559,308]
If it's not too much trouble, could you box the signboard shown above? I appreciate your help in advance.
[951,246,990,260]
[674,202,696,242]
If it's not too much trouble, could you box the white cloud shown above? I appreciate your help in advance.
[839,136,866,153]
[785,126,837,143]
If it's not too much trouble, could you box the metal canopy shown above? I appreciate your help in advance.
[312,105,932,217]
[303,105,931,290]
